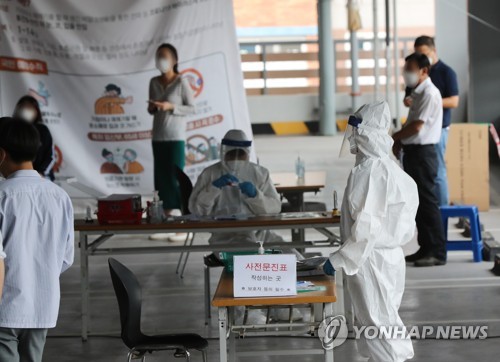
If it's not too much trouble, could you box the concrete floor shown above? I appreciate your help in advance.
[44,135,500,361]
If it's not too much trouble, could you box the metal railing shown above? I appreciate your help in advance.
[239,36,415,96]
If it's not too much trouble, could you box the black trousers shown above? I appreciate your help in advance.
[403,144,447,260]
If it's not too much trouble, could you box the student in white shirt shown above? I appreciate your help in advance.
[392,52,447,267]
[0,117,74,362]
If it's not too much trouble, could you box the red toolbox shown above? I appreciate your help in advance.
[97,194,143,224]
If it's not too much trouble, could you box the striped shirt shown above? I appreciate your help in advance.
[0,170,74,328]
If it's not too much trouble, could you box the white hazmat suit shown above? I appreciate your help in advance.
[189,130,282,246]
[330,101,418,362]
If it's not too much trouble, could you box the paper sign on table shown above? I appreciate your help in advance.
[233,254,297,297]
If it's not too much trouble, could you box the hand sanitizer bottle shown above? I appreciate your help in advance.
[257,241,265,255]
[295,156,305,181]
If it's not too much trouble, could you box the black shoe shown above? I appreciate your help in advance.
[204,253,225,267]
[405,249,426,262]
[414,256,447,267]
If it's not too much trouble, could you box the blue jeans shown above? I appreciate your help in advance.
[435,128,449,206]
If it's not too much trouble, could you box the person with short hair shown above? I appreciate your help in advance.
[404,35,459,206]
[393,53,447,267]
[0,117,74,362]
[13,95,56,181]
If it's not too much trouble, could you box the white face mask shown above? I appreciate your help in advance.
[19,108,36,123]
[156,58,171,74]
[427,55,434,66]
[225,160,247,176]
[403,71,420,88]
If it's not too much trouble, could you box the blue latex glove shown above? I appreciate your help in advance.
[212,174,239,189]
[239,181,257,198]
[323,259,336,276]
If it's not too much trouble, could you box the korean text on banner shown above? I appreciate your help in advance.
[0,0,251,196]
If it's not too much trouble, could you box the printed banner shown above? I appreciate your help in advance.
[0,0,252,196]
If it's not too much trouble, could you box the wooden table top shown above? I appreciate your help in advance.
[74,212,340,232]
[212,270,336,307]
[271,171,327,193]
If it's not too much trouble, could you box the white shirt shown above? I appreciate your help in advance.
[0,170,74,328]
[402,77,443,145]
[149,75,196,141]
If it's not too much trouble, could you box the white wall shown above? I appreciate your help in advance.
[247,92,401,124]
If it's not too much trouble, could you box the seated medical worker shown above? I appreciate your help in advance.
[189,129,282,246]
[190,129,303,323]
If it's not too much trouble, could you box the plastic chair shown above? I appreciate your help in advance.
[108,258,208,361]
[440,205,483,262]
[175,166,196,278]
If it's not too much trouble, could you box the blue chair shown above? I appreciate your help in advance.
[440,205,483,262]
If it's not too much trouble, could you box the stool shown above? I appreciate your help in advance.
[440,205,483,262]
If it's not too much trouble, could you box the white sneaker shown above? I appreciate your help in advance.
[148,233,174,241]
[168,233,190,242]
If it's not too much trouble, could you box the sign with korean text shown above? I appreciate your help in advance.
[0,0,252,196]
[233,254,297,298]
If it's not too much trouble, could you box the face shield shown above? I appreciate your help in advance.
[339,114,363,158]
[220,138,252,176]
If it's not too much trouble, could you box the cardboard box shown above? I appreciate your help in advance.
[445,124,490,211]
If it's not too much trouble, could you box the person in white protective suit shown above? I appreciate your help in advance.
[190,130,299,323]
[189,129,282,246]
[323,101,418,362]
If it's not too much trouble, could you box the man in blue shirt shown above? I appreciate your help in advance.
[0,118,74,362]
[404,35,459,206]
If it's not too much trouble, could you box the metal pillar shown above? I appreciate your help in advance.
[392,0,401,127]
[373,0,380,100]
[350,31,360,112]
[384,0,391,106]
[318,0,336,135]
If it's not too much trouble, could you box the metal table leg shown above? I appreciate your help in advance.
[80,232,90,341]
[218,307,228,362]
[228,307,236,362]
[323,302,335,362]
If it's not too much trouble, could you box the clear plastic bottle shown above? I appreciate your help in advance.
[295,156,305,181]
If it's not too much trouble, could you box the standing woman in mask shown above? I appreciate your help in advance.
[13,95,55,180]
[148,44,195,229]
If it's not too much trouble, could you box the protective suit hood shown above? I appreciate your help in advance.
[220,129,252,175]
[352,101,394,163]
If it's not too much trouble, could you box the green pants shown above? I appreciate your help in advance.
[152,141,185,210]
[0,328,48,362]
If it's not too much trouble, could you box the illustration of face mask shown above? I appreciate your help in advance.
[156,58,171,73]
